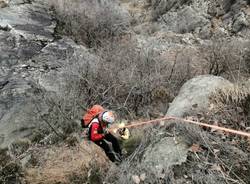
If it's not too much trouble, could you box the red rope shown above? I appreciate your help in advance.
[117,116,250,138]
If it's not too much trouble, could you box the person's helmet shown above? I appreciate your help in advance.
[100,111,115,124]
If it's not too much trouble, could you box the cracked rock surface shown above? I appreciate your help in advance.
[0,1,98,148]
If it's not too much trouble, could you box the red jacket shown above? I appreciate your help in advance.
[89,118,107,141]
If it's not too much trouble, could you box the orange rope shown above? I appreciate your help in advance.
[123,117,173,128]
[116,116,250,138]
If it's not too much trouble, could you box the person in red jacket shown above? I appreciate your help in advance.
[88,111,122,162]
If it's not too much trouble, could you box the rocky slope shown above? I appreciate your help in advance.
[1,0,250,148]
[0,0,250,183]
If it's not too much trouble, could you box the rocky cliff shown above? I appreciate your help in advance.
[0,0,250,183]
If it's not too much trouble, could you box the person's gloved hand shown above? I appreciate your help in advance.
[118,128,130,140]
[103,128,109,135]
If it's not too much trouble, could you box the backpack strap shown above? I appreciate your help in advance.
[88,118,99,128]
[87,119,99,140]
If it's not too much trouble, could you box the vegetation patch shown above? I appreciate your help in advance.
[50,0,130,48]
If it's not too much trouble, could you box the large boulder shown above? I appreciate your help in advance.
[107,134,189,183]
[142,137,188,177]
[28,38,98,93]
[167,75,232,117]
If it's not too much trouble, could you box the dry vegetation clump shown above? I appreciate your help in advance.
[209,83,250,130]
[105,121,250,184]
[168,83,250,183]
[50,0,131,48]
[104,79,250,184]
[24,142,110,184]
[0,148,23,184]
[76,36,249,120]
[44,0,212,125]
[31,38,201,142]
[62,38,198,120]
[202,39,250,82]
[29,84,87,144]
[174,122,250,184]
[211,84,250,110]
[34,37,201,141]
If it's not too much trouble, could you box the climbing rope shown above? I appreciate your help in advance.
[113,116,250,138]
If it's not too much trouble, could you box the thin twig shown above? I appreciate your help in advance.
[123,86,135,107]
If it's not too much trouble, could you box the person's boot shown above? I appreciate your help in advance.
[114,152,122,163]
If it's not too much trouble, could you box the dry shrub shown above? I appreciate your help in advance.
[31,78,89,143]
[176,120,250,183]
[33,38,197,142]
[69,38,195,119]
[0,148,23,184]
[8,138,31,157]
[25,142,110,184]
[211,84,250,113]
[51,0,130,47]
[208,82,250,132]
[202,39,250,82]
[105,120,250,184]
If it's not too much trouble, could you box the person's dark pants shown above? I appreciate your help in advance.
[94,133,122,162]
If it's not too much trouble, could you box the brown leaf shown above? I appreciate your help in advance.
[189,144,202,153]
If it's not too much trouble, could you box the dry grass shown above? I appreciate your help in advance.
[207,82,250,138]
[24,142,110,184]
[210,83,250,113]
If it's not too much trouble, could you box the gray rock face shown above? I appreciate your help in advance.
[0,1,98,148]
[161,5,209,34]
[0,1,55,42]
[157,0,250,38]
[0,1,54,148]
[232,12,249,33]
[142,137,188,177]
[28,38,98,93]
[208,0,236,16]
[0,37,97,148]
[167,75,232,117]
